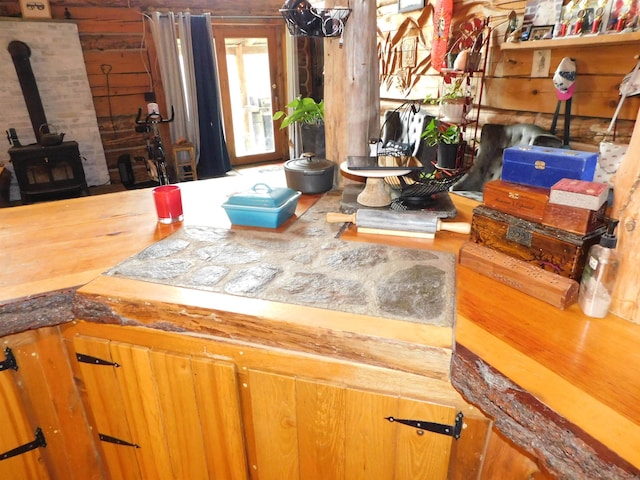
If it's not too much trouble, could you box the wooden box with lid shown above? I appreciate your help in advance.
[470,205,605,280]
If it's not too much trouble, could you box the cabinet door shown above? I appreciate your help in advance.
[72,335,249,480]
[246,369,457,480]
[0,327,100,480]
[0,358,50,480]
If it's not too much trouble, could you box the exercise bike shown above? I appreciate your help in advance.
[134,105,174,186]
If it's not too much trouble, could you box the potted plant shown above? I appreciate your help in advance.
[445,18,486,71]
[273,96,325,157]
[424,76,470,124]
[273,96,324,128]
[421,118,461,169]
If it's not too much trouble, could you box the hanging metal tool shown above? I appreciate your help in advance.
[101,63,117,135]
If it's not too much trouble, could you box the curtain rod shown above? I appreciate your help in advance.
[148,12,282,20]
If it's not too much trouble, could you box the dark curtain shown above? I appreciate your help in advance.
[190,16,231,178]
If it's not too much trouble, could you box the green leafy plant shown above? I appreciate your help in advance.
[421,118,460,147]
[273,96,324,129]
[424,76,467,105]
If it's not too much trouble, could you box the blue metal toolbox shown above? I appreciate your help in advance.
[502,146,597,188]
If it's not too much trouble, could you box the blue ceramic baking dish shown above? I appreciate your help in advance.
[221,183,302,228]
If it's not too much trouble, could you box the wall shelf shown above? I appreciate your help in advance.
[500,31,640,50]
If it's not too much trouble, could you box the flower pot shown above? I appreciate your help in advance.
[446,52,458,69]
[453,49,483,72]
[437,142,460,169]
[439,98,466,123]
[300,123,326,159]
[465,51,482,72]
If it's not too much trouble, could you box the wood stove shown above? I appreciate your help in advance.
[9,141,89,204]
[7,39,89,204]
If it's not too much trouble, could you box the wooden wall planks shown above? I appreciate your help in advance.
[2,0,638,182]
[378,0,639,147]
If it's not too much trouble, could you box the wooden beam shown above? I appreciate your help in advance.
[611,105,640,324]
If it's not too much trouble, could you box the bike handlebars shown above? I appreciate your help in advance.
[135,105,175,125]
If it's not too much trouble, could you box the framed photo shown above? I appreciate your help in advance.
[522,0,563,29]
[398,0,425,13]
[20,0,51,18]
[530,25,554,40]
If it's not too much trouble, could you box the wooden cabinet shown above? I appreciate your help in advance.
[0,328,101,480]
[61,321,492,480]
[68,334,247,480]
[0,320,553,479]
[246,370,460,480]
[0,342,49,480]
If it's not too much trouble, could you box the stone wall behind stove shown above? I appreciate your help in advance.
[0,19,110,200]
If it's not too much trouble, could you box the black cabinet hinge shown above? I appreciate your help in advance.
[0,347,18,372]
[99,433,139,448]
[385,412,464,439]
[0,427,46,461]
[76,353,120,367]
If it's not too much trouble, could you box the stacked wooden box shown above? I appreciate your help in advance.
[459,175,610,310]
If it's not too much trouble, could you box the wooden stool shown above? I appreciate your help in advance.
[173,143,197,182]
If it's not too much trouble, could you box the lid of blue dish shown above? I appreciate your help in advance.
[225,183,299,208]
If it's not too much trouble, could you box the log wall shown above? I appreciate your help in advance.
[0,0,638,184]
[377,0,639,147]
[0,0,283,185]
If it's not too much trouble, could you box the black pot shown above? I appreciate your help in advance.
[437,142,460,169]
[284,153,335,194]
[38,124,65,146]
[300,123,325,159]
[39,133,65,146]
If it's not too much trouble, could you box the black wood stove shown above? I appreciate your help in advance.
[8,142,89,204]
[7,40,89,204]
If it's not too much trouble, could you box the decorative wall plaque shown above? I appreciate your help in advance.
[20,0,52,19]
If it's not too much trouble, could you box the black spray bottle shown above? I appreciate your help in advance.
[578,218,620,318]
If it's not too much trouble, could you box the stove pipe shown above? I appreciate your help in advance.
[8,40,50,143]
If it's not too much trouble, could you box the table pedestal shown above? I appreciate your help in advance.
[340,162,410,208]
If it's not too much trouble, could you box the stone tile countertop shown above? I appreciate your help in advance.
[107,191,456,327]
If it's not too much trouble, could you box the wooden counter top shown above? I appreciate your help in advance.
[1,175,639,475]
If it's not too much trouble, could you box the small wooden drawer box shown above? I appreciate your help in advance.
[541,202,606,235]
[470,205,604,280]
[483,180,550,223]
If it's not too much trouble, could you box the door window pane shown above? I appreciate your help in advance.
[224,37,275,157]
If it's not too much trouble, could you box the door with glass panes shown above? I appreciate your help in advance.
[212,23,288,166]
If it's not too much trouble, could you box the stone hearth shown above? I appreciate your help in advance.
[107,191,456,326]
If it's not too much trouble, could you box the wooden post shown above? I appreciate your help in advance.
[324,0,379,184]
[611,106,640,324]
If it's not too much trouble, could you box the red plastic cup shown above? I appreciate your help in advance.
[152,185,183,224]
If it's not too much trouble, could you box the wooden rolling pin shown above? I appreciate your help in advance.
[326,210,471,239]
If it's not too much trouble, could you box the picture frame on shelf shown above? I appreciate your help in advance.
[398,0,425,13]
[530,25,555,39]
[523,0,563,27]
[520,25,533,41]
[605,0,637,32]
[19,0,51,18]
[521,0,563,38]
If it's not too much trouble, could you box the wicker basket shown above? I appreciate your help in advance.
[387,166,469,197]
